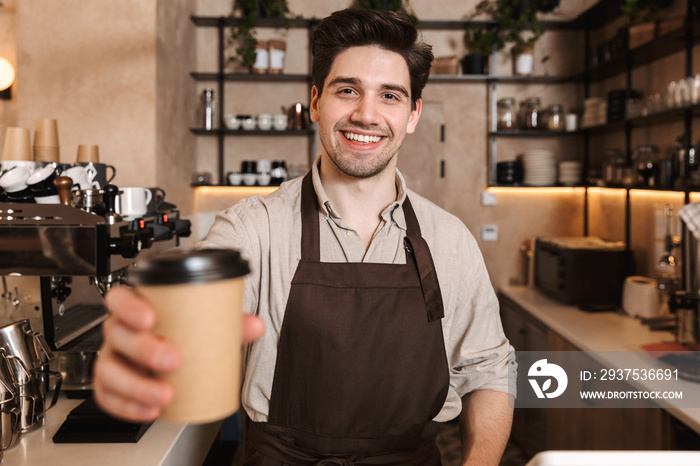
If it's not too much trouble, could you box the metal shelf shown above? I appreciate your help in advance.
[190,72,311,82]
[584,23,700,82]
[190,128,314,136]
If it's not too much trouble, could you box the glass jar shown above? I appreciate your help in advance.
[633,144,661,187]
[497,98,517,130]
[546,104,565,131]
[602,148,625,186]
[520,97,542,130]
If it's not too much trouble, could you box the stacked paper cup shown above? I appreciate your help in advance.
[558,161,583,186]
[522,150,556,186]
[33,118,60,165]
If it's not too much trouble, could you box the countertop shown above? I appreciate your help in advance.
[3,395,221,466]
[500,285,700,435]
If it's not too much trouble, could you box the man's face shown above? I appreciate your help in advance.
[310,45,421,179]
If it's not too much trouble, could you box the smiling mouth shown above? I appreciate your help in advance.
[342,131,383,144]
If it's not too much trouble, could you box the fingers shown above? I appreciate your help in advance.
[93,346,173,422]
[101,316,181,374]
[104,286,156,331]
[243,314,265,343]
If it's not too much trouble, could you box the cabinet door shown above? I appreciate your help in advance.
[547,331,672,451]
[397,101,445,208]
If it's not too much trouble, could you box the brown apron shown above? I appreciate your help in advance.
[244,173,450,465]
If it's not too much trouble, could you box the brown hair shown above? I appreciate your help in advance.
[311,8,433,111]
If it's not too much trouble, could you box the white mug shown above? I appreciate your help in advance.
[62,166,99,190]
[0,166,32,193]
[116,187,153,218]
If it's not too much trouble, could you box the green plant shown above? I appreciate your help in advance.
[464,27,503,56]
[466,0,556,59]
[621,0,672,25]
[229,0,290,68]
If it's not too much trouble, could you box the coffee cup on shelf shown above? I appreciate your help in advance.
[76,144,100,164]
[3,127,33,162]
[116,187,153,219]
[227,172,243,186]
[33,118,60,163]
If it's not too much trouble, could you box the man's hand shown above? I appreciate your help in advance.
[93,286,264,422]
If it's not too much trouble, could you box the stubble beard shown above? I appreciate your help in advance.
[322,122,398,179]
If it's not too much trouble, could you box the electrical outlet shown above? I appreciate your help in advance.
[481,191,497,206]
[482,225,498,241]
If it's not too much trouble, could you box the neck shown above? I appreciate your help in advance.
[318,156,398,248]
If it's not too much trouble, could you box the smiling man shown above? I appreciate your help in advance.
[94,8,516,466]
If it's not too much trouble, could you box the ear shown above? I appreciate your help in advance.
[406,99,422,135]
[310,86,320,123]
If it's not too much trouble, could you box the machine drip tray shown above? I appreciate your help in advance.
[53,397,153,443]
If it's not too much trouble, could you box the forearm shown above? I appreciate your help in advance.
[458,389,514,466]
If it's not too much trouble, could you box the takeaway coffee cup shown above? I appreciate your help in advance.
[76,144,100,164]
[127,249,250,424]
[2,127,32,162]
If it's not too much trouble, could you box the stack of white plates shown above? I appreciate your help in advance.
[558,160,583,186]
[522,150,556,186]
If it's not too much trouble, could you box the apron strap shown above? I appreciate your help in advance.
[404,234,445,322]
[301,172,321,262]
[402,196,444,322]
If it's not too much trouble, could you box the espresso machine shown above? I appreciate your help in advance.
[0,185,191,386]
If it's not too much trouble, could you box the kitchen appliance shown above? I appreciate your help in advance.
[534,236,634,308]
[0,186,190,446]
[672,207,700,346]
[0,189,191,381]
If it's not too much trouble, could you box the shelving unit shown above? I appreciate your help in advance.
[189,15,317,186]
[190,3,697,197]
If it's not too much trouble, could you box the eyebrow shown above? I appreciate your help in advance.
[327,76,410,99]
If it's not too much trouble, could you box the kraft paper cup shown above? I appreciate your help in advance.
[76,144,100,163]
[2,127,32,162]
[34,118,60,147]
[33,146,60,163]
[127,249,250,424]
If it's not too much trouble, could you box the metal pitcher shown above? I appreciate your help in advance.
[0,351,21,450]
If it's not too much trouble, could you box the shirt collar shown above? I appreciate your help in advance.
[310,156,408,231]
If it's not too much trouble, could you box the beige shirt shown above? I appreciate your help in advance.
[200,159,516,423]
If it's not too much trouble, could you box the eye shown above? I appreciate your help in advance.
[338,88,356,96]
[383,93,401,102]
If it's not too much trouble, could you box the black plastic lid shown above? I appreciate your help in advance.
[128,249,250,285]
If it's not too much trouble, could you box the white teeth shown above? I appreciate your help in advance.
[344,132,381,143]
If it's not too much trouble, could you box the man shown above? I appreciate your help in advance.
[95,8,516,465]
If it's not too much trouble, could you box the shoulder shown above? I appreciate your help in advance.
[202,176,304,248]
[405,188,474,242]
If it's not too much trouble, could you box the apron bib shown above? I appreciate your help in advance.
[245,173,449,465]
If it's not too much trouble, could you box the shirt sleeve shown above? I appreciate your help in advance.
[444,230,517,399]
[196,198,264,316]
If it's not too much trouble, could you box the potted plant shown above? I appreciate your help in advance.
[229,0,290,70]
[462,27,503,74]
[465,0,558,76]
[621,0,672,49]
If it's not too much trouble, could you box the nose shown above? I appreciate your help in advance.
[350,94,380,127]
